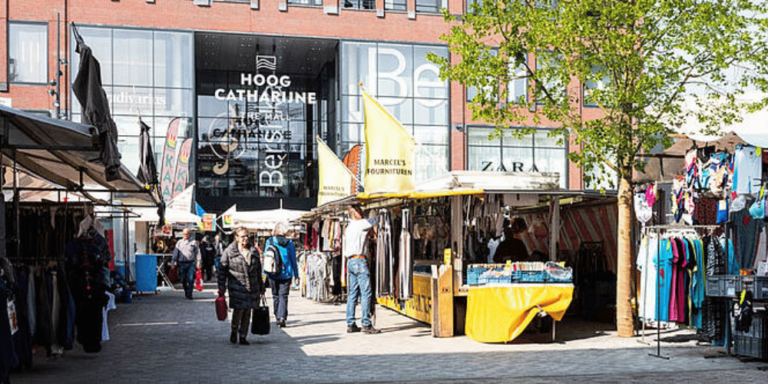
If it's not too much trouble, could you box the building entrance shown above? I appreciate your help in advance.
[195,33,337,212]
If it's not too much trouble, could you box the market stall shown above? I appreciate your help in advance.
[635,130,768,359]
[302,171,614,342]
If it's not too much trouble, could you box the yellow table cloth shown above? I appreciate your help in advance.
[466,284,574,343]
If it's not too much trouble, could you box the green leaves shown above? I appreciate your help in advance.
[431,0,768,187]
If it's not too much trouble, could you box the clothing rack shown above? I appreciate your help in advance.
[641,223,724,359]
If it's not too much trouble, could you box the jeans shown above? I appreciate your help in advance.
[346,258,372,327]
[270,278,291,321]
[179,262,196,298]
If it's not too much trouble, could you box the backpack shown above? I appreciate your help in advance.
[262,239,283,276]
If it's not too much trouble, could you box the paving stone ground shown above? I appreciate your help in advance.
[10,282,768,383]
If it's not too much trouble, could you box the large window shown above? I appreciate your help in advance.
[385,0,407,11]
[288,0,322,5]
[467,126,567,187]
[583,63,610,107]
[70,26,195,180]
[343,0,375,9]
[8,22,48,84]
[416,0,447,13]
[341,42,450,183]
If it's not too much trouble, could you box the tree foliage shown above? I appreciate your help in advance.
[429,0,768,184]
[429,0,768,336]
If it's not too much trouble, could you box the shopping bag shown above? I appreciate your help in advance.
[251,296,270,335]
[168,264,179,284]
[195,269,204,292]
[215,296,228,321]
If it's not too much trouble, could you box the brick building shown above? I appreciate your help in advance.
[1,0,600,212]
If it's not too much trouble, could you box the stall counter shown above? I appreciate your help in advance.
[466,283,574,343]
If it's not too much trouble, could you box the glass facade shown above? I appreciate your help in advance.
[341,42,450,183]
[467,126,567,187]
[9,22,48,84]
[70,26,195,179]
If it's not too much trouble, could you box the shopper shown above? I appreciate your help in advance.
[264,222,299,328]
[171,228,202,299]
[213,234,225,275]
[493,218,529,263]
[201,236,216,281]
[343,205,380,334]
[217,227,265,345]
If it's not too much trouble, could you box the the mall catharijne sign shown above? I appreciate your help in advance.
[208,55,316,187]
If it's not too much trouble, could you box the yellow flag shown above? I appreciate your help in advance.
[362,89,415,194]
[317,136,355,206]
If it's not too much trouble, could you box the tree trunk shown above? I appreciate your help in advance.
[616,176,635,337]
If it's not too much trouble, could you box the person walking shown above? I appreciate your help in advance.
[201,236,216,281]
[217,227,265,345]
[264,222,299,328]
[213,234,225,275]
[343,205,380,334]
[171,228,202,299]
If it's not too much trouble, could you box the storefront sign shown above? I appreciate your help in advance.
[160,118,180,202]
[202,213,216,232]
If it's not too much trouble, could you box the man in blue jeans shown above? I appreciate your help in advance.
[343,205,380,334]
[172,228,202,299]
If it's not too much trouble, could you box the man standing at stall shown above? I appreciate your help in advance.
[172,228,202,299]
[343,205,381,334]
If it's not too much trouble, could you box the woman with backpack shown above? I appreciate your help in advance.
[264,222,299,328]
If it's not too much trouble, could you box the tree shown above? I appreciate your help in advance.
[429,0,768,337]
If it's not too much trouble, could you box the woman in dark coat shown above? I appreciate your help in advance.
[217,227,265,345]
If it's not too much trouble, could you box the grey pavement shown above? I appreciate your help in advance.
[10,282,768,383]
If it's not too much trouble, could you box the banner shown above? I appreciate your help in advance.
[362,89,415,194]
[167,184,195,213]
[342,144,362,194]
[172,138,194,198]
[317,136,355,206]
[160,118,180,202]
[202,214,216,232]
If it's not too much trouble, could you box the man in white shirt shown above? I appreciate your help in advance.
[343,205,380,334]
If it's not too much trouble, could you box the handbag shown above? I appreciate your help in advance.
[215,295,227,321]
[195,268,204,292]
[168,264,179,284]
[748,186,765,220]
[251,295,270,335]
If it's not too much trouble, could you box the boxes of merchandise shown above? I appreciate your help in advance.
[741,276,768,300]
[723,275,742,298]
[466,264,506,285]
[733,312,768,360]
[706,276,726,297]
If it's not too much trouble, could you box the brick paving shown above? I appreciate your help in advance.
[10,283,768,383]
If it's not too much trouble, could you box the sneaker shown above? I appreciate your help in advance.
[362,326,381,334]
[230,331,237,344]
[239,336,250,345]
[278,318,286,328]
[346,324,361,333]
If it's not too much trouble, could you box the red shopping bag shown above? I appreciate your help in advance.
[195,268,204,292]
[215,296,228,321]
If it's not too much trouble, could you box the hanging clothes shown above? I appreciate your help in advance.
[399,209,413,300]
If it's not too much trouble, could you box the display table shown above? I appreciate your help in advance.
[466,284,574,343]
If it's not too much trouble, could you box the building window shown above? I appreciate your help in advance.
[416,0,447,14]
[385,0,407,11]
[467,126,567,187]
[507,56,528,104]
[583,63,610,108]
[466,0,483,14]
[535,52,566,106]
[341,42,450,183]
[8,22,48,84]
[343,0,375,10]
[288,0,322,5]
[466,48,498,103]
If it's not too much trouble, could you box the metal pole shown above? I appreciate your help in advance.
[55,13,61,119]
